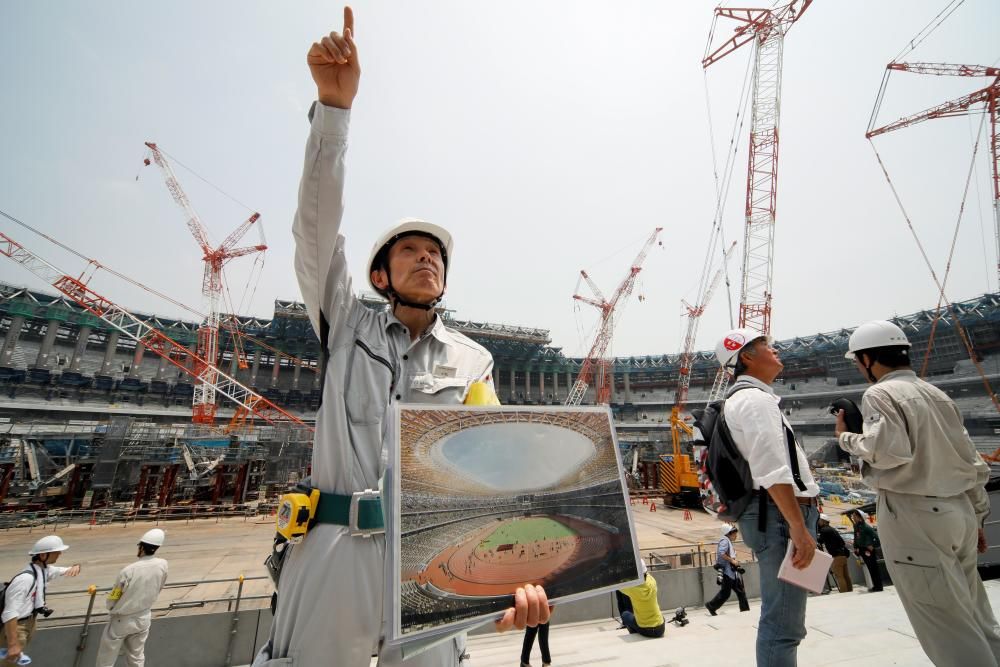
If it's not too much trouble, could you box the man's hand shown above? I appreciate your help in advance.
[308,7,360,109]
[66,564,81,577]
[790,523,817,570]
[495,585,550,632]
[979,528,988,554]
[834,409,847,437]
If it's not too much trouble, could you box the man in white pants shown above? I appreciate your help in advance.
[837,320,1000,667]
[253,7,547,666]
[95,529,168,667]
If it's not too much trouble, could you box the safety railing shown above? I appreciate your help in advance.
[40,574,270,667]
[0,503,276,530]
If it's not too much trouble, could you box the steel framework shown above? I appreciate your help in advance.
[0,232,310,432]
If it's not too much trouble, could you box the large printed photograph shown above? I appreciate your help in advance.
[392,405,641,642]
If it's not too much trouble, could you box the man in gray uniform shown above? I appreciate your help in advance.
[254,8,548,666]
[837,319,1000,667]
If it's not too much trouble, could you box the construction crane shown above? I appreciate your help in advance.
[0,231,311,432]
[565,228,663,406]
[143,143,267,424]
[703,0,812,400]
[660,241,737,504]
[866,62,1000,283]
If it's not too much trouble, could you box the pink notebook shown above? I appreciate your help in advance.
[776,541,833,594]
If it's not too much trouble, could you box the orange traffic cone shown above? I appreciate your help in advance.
[650,502,657,512]
[642,497,648,505]
[683,509,692,521]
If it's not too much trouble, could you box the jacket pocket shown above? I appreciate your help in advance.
[345,340,395,425]
[889,545,950,607]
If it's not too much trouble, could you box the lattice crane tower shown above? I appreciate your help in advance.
[703,0,812,336]
[143,143,267,424]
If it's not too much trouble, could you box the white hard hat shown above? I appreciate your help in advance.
[715,328,770,368]
[140,528,165,547]
[366,218,453,295]
[845,320,910,359]
[29,535,69,556]
[819,513,830,522]
[720,523,738,538]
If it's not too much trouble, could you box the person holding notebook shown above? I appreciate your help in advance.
[713,328,820,667]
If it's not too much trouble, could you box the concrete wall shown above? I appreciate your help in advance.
[31,560,869,663]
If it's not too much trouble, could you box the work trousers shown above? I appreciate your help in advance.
[830,555,853,593]
[878,490,1000,667]
[95,612,151,667]
[0,616,35,666]
[859,550,883,591]
[707,574,750,613]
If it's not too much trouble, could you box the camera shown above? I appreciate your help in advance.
[669,606,689,627]
[36,606,54,618]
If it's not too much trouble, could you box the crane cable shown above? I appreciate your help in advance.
[920,110,988,377]
[868,141,1000,413]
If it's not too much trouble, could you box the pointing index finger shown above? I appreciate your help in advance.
[343,6,354,36]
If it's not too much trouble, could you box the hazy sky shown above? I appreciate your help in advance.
[1,1,998,357]
[441,423,593,490]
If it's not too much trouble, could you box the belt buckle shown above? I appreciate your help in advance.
[349,489,383,538]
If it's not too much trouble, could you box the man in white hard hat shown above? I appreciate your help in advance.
[713,328,819,666]
[836,320,1000,666]
[706,524,748,615]
[1,535,80,665]
[254,8,548,666]
[94,529,168,667]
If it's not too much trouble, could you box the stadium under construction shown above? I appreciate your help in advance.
[0,280,997,515]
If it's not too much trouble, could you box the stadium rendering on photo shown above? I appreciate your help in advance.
[392,406,641,641]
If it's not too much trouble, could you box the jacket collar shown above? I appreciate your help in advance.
[877,369,916,383]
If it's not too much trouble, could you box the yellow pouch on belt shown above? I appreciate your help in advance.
[464,381,500,406]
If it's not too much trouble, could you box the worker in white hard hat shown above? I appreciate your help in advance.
[1,535,80,665]
[94,529,169,667]
[706,524,748,615]
[254,8,547,666]
[713,327,819,667]
[836,320,1000,666]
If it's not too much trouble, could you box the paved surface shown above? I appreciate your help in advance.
[465,581,1000,667]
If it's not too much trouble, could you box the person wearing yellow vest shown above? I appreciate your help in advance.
[618,560,664,639]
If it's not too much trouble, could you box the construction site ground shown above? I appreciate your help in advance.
[0,495,862,623]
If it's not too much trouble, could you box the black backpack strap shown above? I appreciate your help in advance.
[3,568,38,609]
[784,424,808,492]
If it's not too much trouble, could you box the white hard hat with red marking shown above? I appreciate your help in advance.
[715,328,771,368]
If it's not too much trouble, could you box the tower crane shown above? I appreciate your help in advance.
[0,231,310,432]
[703,0,812,399]
[143,143,267,424]
[661,241,736,504]
[565,228,663,406]
[866,63,1000,283]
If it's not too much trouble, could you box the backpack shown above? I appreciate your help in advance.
[697,383,807,526]
[1,567,38,619]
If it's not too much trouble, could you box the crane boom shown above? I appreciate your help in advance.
[0,231,310,432]
[566,227,662,406]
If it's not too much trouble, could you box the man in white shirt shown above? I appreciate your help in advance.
[95,529,169,667]
[1,535,81,665]
[714,328,819,667]
[837,320,1000,666]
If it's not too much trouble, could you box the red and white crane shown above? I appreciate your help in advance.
[565,228,663,406]
[866,62,1000,283]
[0,231,309,432]
[143,143,267,424]
[702,0,812,399]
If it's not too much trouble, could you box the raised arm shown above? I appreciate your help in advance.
[293,7,362,338]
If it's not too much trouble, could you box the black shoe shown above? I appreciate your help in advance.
[707,607,718,616]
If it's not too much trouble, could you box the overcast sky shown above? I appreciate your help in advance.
[1,1,998,358]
